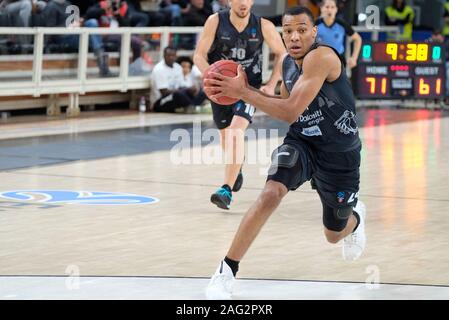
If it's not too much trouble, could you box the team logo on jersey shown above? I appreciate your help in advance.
[334,110,358,135]
[251,28,257,38]
[0,190,159,205]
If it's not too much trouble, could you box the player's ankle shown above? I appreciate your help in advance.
[224,256,239,276]
[222,184,232,193]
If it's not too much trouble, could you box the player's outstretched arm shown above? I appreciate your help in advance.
[205,47,339,124]
[260,19,287,95]
[193,14,219,74]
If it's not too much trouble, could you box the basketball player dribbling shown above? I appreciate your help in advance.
[194,0,286,210]
[203,6,366,299]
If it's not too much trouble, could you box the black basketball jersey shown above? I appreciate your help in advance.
[207,9,264,87]
[283,43,361,152]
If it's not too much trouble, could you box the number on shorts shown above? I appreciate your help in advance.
[244,103,255,117]
[348,192,359,204]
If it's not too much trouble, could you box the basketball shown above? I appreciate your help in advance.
[203,60,241,105]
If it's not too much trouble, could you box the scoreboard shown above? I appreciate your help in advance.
[354,42,445,99]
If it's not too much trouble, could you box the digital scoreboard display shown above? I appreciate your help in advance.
[355,42,445,99]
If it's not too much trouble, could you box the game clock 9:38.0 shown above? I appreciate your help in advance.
[356,42,445,99]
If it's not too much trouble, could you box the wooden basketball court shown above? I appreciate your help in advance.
[0,109,448,299]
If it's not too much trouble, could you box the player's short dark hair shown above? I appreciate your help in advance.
[283,6,315,25]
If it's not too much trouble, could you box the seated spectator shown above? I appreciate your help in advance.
[45,0,112,77]
[211,0,227,13]
[159,0,189,26]
[182,0,211,26]
[150,47,203,113]
[133,0,166,26]
[385,0,414,41]
[177,0,212,49]
[0,0,47,45]
[177,55,206,106]
[124,0,149,26]
[0,0,46,28]
[84,0,144,63]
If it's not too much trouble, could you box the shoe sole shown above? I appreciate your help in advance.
[211,194,230,210]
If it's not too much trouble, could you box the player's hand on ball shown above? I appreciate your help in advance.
[204,64,248,103]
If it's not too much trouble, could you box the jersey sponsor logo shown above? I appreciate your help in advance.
[334,110,358,135]
[220,36,232,41]
[299,110,323,123]
[0,190,159,205]
[301,125,323,137]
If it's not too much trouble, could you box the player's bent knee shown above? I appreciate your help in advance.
[322,203,352,233]
[260,182,287,206]
[334,206,353,221]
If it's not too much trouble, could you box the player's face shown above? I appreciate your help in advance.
[321,0,338,20]
[229,0,253,19]
[282,14,317,61]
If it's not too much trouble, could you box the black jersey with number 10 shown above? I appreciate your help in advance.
[207,9,264,88]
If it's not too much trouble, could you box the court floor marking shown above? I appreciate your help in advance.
[1,275,448,300]
[1,274,448,288]
[2,171,449,203]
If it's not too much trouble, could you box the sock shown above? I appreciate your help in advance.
[224,256,239,277]
[222,184,232,193]
[352,211,360,232]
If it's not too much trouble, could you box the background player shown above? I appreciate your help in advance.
[194,0,286,210]
[203,5,366,299]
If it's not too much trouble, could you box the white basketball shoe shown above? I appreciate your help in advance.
[205,260,235,300]
[342,200,366,261]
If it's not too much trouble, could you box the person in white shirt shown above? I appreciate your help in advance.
[177,55,207,105]
[150,46,201,112]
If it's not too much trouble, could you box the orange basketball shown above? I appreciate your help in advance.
[203,60,240,105]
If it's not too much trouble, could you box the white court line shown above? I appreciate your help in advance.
[0,276,448,300]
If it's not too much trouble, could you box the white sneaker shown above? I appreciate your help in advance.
[205,260,235,300]
[342,200,366,261]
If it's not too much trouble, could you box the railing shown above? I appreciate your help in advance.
[0,25,400,115]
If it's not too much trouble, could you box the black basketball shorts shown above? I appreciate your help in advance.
[267,132,361,232]
[211,100,256,129]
